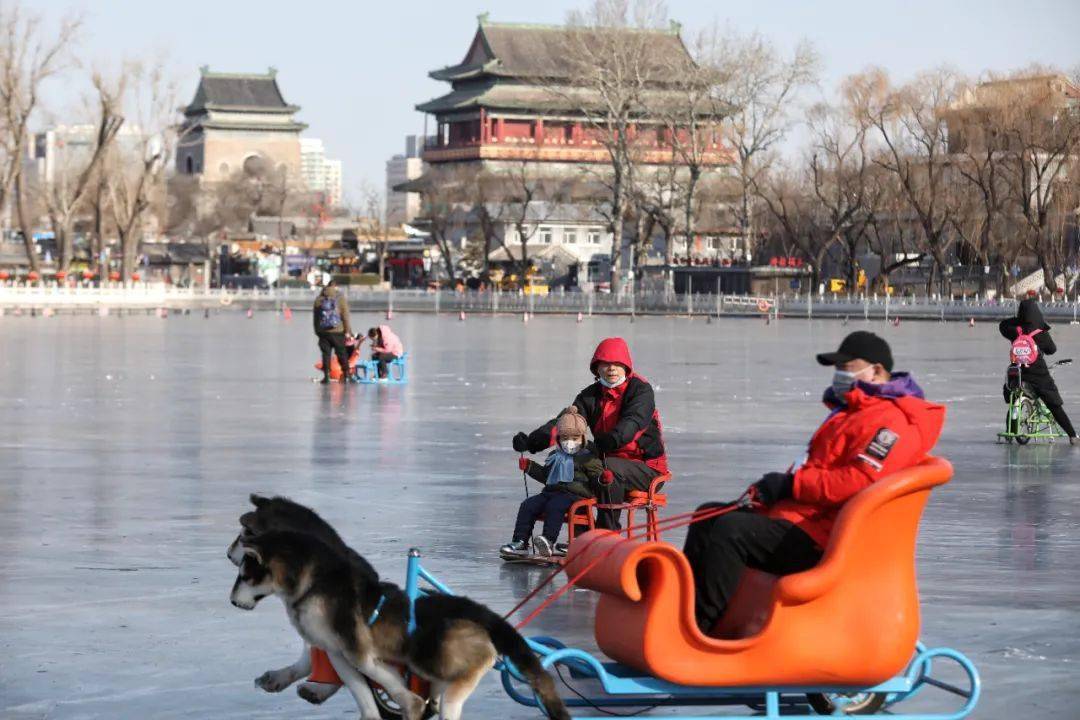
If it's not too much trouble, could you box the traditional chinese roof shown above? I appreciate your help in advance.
[419,19,703,118]
[431,19,691,82]
[417,82,604,114]
[184,68,299,115]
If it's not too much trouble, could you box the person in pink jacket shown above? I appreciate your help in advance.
[367,325,404,379]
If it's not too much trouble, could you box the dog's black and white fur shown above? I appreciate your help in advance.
[229,495,569,720]
[227,495,379,709]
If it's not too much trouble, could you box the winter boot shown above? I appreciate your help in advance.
[532,536,554,557]
[499,539,530,558]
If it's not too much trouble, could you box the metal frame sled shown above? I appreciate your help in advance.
[997,360,1071,444]
[355,351,409,384]
[500,473,673,567]
[498,457,981,718]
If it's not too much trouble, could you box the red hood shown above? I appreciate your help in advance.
[847,388,946,454]
[590,337,633,375]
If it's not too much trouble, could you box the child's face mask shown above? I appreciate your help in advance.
[559,439,583,454]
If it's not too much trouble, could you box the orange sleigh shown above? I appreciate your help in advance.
[564,457,954,689]
[314,349,359,381]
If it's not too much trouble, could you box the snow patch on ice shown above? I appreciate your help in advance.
[996,647,1048,661]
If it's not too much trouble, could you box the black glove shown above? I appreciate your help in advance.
[751,472,794,507]
[594,432,618,453]
[512,432,530,452]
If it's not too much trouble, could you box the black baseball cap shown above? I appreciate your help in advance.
[816,331,893,372]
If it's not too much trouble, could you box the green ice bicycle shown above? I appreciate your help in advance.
[998,359,1072,444]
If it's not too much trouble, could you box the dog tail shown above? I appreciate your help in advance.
[487,616,570,720]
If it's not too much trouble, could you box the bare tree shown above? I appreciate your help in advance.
[649,24,735,292]
[459,169,500,279]
[862,171,926,294]
[632,162,681,292]
[996,72,1080,292]
[356,180,388,282]
[756,165,834,289]
[501,162,571,281]
[853,68,965,294]
[946,77,1013,295]
[552,0,671,295]
[41,72,124,270]
[805,92,878,289]
[415,164,473,284]
[104,59,177,282]
[0,3,81,271]
[708,27,818,263]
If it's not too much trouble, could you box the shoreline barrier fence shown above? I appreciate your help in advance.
[2,284,1080,322]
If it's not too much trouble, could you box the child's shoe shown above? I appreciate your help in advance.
[554,542,569,557]
[499,539,530,558]
[532,536,554,557]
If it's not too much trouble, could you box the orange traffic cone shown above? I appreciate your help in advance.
[307,648,342,685]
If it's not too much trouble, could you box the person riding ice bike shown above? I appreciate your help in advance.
[998,299,1077,445]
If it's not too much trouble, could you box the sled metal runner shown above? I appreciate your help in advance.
[500,637,980,719]
[401,549,980,720]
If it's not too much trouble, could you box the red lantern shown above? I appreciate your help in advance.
[0,270,9,280]
[131,273,140,281]
[27,270,40,281]
[82,270,94,280]
[55,270,67,280]
[109,271,121,281]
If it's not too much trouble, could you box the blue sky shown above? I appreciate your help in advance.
[30,0,1080,204]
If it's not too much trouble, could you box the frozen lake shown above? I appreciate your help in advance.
[1,311,1077,718]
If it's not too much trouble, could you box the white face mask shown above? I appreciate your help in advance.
[598,375,626,389]
[831,365,874,398]
[560,439,582,454]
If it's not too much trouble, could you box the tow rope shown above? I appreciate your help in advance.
[504,499,751,629]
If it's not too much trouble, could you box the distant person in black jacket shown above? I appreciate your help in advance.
[1000,299,1076,444]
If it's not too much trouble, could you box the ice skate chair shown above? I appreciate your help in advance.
[356,351,409,384]
[566,473,670,543]
[567,457,955,687]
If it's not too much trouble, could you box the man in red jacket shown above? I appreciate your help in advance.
[683,331,945,634]
[514,337,668,531]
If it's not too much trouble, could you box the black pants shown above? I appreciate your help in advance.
[592,456,663,530]
[682,507,822,634]
[372,352,398,379]
[513,490,578,542]
[1004,373,1076,437]
[317,332,351,380]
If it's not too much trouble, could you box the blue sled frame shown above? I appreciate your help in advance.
[401,550,980,719]
[355,352,409,384]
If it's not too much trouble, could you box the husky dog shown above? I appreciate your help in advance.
[231,530,571,720]
[227,494,378,705]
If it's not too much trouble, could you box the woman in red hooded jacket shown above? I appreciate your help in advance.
[513,337,668,530]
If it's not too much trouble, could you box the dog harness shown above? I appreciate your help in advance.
[366,594,386,626]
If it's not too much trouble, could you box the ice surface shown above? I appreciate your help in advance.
[0,312,1077,718]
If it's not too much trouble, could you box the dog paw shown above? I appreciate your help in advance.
[254,669,295,693]
[296,680,340,705]
[401,692,427,720]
